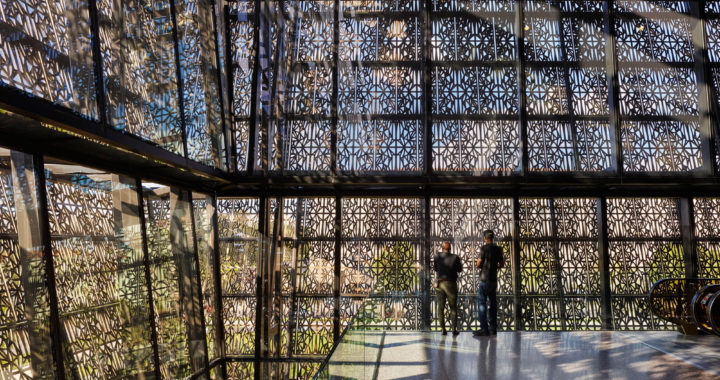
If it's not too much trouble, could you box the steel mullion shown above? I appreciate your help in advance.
[209,195,227,378]
[136,181,162,379]
[87,0,107,125]
[26,155,66,380]
[208,0,233,172]
[188,195,211,372]
[511,196,523,330]
[605,0,623,175]
[516,1,529,175]
[553,1,582,172]
[548,198,567,330]
[423,0,433,176]
[331,0,340,174]
[680,197,698,279]
[254,195,267,363]
[225,4,238,173]
[247,0,262,174]
[422,194,431,330]
[287,198,302,357]
[333,195,341,341]
[597,197,613,329]
[169,0,190,158]
[691,0,718,175]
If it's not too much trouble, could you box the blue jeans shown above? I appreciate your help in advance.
[477,281,498,332]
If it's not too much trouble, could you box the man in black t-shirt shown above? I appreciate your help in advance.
[473,230,504,337]
[433,241,463,336]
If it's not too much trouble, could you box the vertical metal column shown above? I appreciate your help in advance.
[209,196,227,378]
[269,198,282,358]
[333,195,342,341]
[225,4,239,173]
[331,0,340,174]
[31,154,67,379]
[288,198,302,355]
[188,197,211,372]
[597,197,613,330]
[254,196,267,366]
[555,1,582,171]
[604,0,623,175]
[87,0,108,124]
[422,0,433,175]
[170,0,190,157]
[548,199,566,330]
[422,195,431,330]
[10,152,66,380]
[135,181,162,379]
[680,198,699,279]
[247,0,262,173]
[515,1,529,175]
[511,196,523,329]
[691,0,718,176]
[258,0,272,171]
[211,0,234,172]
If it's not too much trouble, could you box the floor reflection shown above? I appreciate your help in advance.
[325,331,720,380]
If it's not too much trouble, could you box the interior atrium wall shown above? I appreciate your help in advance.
[230,0,720,175]
[0,146,218,379]
[0,0,228,169]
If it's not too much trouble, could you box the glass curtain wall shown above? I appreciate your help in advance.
[0,145,218,379]
[231,0,719,175]
[0,0,227,169]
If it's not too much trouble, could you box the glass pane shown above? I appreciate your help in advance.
[44,161,154,377]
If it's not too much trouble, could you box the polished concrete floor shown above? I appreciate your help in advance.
[325,331,720,379]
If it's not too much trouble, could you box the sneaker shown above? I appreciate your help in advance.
[490,330,497,336]
[441,330,447,336]
[452,330,460,336]
[472,330,489,337]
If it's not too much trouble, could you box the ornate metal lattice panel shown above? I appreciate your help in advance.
[224,297,257,356]
[615,11,693,63]
[218,198,259,356]
[193,197,218,360]
[618,68,698,117]
[98,0,184,155]
[432,120,521,173]
[177,0,226,168]
[430,198,513,293]
[230,0,256,170]
[607,197,684,330]
[431,295,515,331]
[340,198,422,328]
[433,67,518,115]
[45,170,154,378]
[144,190,202,378]
[694,198,720,278]
[0,157,54,379]
[518,198,600,330]
[338,120,422,172]
[621,121,702,172]
[226,361,254,379]
[291,297,334,356]
[0,0,97,118]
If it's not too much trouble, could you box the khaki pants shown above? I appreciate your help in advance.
[436,280,458,330]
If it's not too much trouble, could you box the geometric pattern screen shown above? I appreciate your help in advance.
[231,0,720,174]
[2,142,720,378]
[0,0,226,168]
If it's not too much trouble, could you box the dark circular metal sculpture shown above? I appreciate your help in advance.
[706,290,720,335]
[692,284,720,335]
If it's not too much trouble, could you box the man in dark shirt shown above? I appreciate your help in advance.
[473,230,505,337]
[433,241,463,336]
